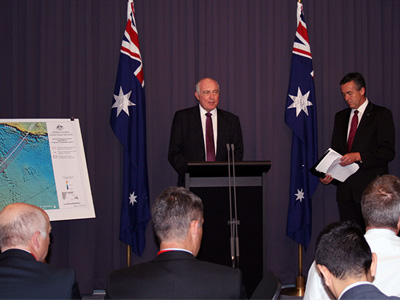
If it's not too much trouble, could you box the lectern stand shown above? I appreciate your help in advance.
[185,161,271,296]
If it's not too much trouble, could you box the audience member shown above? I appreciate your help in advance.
[304,175,400,299]
[315,221,399,300]
[106,186,247,299]
[0,203,81,299]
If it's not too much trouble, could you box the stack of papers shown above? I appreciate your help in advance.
[312,148,359,182]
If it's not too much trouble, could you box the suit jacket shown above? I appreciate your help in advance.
[331,101,395,203]
[341,283,400,300]
[0,249,81,299]
[106,250,247,299]
[168,105,244,186]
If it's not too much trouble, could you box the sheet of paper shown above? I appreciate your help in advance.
[315,148,359,182]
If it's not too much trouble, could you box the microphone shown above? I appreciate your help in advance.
[226,143,231,164]
[227,144,235,266]
[231,144,240,267]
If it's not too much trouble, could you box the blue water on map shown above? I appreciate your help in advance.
[0,123,58,210]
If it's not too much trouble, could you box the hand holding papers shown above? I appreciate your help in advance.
[312,148,359,182]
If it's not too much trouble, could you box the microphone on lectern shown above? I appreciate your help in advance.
[227,144,235,266]
[230,144,240,267]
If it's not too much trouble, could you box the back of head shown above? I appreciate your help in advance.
[361,175,400,230]
[315,221,372,280]
[0,204,80,299]
[339,72,366,94]
[0,203,48,250]
[152,187,203,243]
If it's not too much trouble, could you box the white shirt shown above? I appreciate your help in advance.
[303,228,400,300]
[199,105,218,158]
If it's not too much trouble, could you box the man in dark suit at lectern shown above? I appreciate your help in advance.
[168,77,244,186]
[0,203,81,299]
[106,186,247,299]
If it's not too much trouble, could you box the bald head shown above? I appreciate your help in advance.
[195,78,220,112]
[0,203,50,260]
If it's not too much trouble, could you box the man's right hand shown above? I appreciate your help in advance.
[320,174,333,185]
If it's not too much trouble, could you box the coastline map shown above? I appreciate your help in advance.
[0,122,58,211]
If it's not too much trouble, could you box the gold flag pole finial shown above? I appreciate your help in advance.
[298,0,302,3]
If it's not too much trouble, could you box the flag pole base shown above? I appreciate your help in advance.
[281,243,306,296]
[280,276,305,296]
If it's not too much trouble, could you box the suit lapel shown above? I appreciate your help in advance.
[215,109,227,160]
[339,109,352,153]
[191,105,206,156]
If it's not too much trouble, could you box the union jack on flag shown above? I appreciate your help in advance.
[110,0,150,256]
[285,1,318,249]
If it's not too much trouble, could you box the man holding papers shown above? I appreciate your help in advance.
[320,72,395,228]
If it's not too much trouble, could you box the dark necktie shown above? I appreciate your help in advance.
[205,113,216,161]
[347,110,359,152]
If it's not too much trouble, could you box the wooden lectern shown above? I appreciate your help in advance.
[185,161,271,297]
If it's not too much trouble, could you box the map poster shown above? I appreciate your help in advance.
[0,119,95,221]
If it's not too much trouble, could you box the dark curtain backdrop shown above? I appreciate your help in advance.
[1,0,399,295]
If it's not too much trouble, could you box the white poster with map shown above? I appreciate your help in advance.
[0,119,95,221]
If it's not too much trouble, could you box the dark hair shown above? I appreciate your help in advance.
[339,72,366,92]
[315,221,372,280]
[362,175,400,229]
[151,187,203,243]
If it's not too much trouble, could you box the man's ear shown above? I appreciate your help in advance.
[369,253,377,280]
[195,91,200,101]
[317,264,333,288]
[31,231,41,250]
[189,220,200,235]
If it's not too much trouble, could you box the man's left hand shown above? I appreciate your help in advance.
[339,152,361,166]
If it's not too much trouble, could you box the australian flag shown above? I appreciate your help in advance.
[110,0,150,256]
[285,1,318,249]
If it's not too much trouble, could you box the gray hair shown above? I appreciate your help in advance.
[0,204,48,248]
[195,78,220,94]
[362,175,400,229]
[152,187,203,243]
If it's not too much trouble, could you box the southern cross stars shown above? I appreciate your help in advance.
[129,192,138,206]
[112,86,135,117]
[287,87,313,116]
[295,188,305,202]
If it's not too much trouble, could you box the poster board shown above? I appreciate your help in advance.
[0,119,95,221]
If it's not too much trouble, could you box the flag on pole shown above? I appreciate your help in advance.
[110,0,150,256]
[285,1,318,249]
